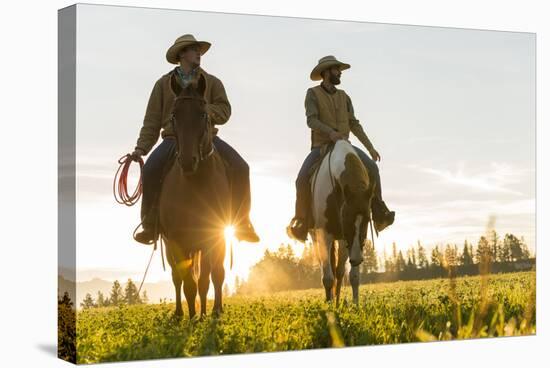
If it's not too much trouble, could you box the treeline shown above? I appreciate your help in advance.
[80,279,149,309]
[58,291,76,363]
[235,231,534,295]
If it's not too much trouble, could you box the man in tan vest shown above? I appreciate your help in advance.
[287,55,395,242]
[131,34,260,244]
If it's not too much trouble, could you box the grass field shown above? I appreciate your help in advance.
[75,271,535,364]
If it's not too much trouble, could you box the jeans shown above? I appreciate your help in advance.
[140,136,251,228]
[294,144,382,220]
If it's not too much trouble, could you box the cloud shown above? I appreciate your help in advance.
[409,161,529,196]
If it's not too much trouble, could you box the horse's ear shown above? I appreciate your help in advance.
[196,73,206,97]
[170,74,182,97]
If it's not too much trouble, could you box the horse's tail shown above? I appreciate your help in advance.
[193,251,201,281]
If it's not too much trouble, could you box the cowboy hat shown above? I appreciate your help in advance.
[310,55,351,81]
[166,34,211,64]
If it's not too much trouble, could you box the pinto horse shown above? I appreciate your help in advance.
[309,140,375,304]
[159,74,231,318]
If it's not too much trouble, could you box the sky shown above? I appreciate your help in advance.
[69,4,535,287]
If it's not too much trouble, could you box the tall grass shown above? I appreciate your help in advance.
[75,271,535,364]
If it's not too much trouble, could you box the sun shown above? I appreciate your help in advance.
[224,225,236,240]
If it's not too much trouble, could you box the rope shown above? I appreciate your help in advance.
[137,246,156,296]
[113,154,144,206]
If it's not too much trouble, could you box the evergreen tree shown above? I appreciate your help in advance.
[141,290,149,304]
[59,291,73,308]
[497,237,512,263]
[110,280,124,306]
[383,247,393,273]
[396,250,406,272]
[96,291,106,307]
[461,240,473,265]
[362,240,378,274]
[520,236,531,259]
[476,236,492,265]
[416,241,429,269]
[80,293,96,309]
[431,246,442,267]
[487,230,500,262]
[503,234,523,262]
[124,279,141,305]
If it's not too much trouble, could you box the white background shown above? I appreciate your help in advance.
[0,0,547,367]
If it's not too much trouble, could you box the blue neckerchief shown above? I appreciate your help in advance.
[176,66,198,88]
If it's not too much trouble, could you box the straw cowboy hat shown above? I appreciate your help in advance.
[166,34,211,64]
[310,55,351,81]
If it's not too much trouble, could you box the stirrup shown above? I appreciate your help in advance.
[235,221,260,243]
[134,228,156,245]
[286,217,308,242]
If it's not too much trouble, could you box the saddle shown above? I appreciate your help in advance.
[307,142,335,179]
[303,143,335,231]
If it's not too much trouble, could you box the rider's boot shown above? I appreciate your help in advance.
[231,171,260,243]
[372,198,395,233]
[235,217,260,243]
[286,184,310,243]
[134,190,158,245]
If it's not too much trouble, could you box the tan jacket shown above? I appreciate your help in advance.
[135,67,231,154]
[305,84,374,150]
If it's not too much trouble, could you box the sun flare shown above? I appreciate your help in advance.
[224,225,236,240]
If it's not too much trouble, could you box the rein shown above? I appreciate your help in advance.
[169,98,214,166]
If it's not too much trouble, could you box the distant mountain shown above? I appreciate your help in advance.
[58,275,178,306]
[76,277,176,305]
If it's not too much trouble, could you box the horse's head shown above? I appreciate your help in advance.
[170,73,212,174]
[341,186,371,256]
[339,152,374,267]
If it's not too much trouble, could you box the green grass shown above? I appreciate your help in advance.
[76,271,535,364]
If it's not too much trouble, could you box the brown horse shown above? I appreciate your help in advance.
[159,74,231,318]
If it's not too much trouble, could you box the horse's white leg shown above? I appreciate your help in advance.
[314,229,335,302]
[348,216,364,304]
[335,240,349,305]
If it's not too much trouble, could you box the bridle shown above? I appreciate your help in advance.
[170,95,215,166]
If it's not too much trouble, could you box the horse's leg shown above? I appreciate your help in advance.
[211,239,226,316]
[349,264,360,305]
[335,240,349,305]
[314,229,335,303]
[172,267,183,317]
[182,256,197,319]
[198,250,211,317]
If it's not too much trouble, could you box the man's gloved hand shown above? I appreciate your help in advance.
[130,148,145,161]
[329,131,346,142]
[369,147,381,162]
